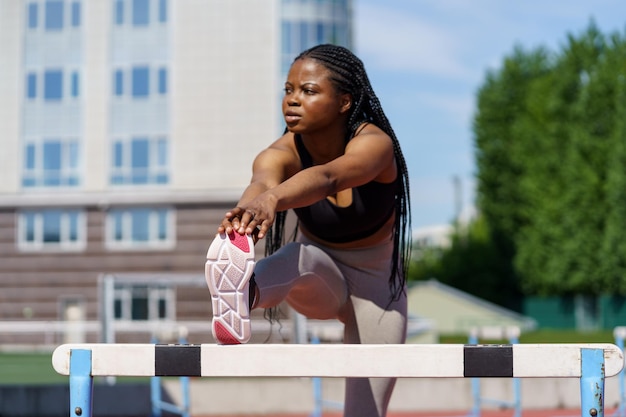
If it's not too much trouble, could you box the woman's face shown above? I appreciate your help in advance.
[282,58,351,135]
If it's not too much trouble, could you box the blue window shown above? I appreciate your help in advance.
[158,68,167,94]
[24,212,36,241]
[115,0,124,24]
[28,3,38,28]
[43,210,62,242]
[43,141,62,186]
[132,0,149,26]
[26,73,37,99]
[157,209,167,239]
[299,22,309,52]
[132,66,149,97]
[106,207,174,248]
[316,23,324,44]
[44,70,63,101]
[131,138,149,184]
[158,0,167,22]
[113,141,123,168]
[71,72,79,97]
[131,208,150,241]
[71,1,81,27]
[110,136,169,185]
[45,0,64,31]
[19,209,85,250]
[68,141,79,185]
[25,144,36,170]
[22,139,80,187]
[114,69,124,96]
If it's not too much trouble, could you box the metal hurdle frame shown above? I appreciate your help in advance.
[149,328,190,417]
[468,326,522,417]
[613,327,626,417]
[52,343,624,417]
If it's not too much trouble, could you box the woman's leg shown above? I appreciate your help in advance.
[329,241,408,417]
[253,241,348,319]
[342,292,407,417]
[254,237,407,417]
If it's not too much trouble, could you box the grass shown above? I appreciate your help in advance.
[0,329,618,384]
[440,329,615,344]
[0,352,150,385]
[0,353,69,385]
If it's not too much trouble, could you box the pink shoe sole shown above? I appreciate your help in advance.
[205,232,255,344]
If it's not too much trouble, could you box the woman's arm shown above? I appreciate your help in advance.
[235,126,396,238]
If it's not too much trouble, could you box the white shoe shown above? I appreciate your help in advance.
[205,232,255,344]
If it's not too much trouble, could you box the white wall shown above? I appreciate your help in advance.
[171,1,280,192]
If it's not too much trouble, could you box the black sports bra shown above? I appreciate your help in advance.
[292,134,397,243]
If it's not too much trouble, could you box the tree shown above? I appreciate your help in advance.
[474,22,626,296]
[598,31,626,293]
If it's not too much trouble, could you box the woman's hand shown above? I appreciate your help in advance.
[217,193,278,240]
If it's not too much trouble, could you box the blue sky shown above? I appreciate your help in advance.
[353,1,626,230]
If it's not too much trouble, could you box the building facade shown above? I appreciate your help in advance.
[0,0,352,345]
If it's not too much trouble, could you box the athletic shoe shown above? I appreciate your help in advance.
[205,232,255,344]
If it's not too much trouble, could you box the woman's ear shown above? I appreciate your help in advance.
[340,94,352,113]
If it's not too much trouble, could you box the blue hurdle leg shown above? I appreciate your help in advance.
[580,348,605,417]
[70,349,94,417]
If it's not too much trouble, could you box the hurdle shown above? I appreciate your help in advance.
[468,326,522,417]
[613,327,626,417]
[52,343,624,417]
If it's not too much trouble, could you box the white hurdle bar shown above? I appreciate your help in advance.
[52,343,625,417]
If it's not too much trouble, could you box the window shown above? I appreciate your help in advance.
[18,209,85,251]
[158,68,167,94]
[28,2,38,28]
[71,71,79,97]
[131,66,149,97]
[22,138,80,187]
[71,1,81,27]
[45,0,64,31]
[27,69,79,101]
[113,284,173,321]
[106,207,174,249]
[114,0,124,24]
[132,0,149,26]
[114,69,124,95]
[299,22,309,52]
[44,70,63,101]
[113,66,167,98]
[26,73,37,99]
[158,0,167,23]
[110,136,168,184]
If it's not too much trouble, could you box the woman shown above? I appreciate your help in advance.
[205,44,411,417]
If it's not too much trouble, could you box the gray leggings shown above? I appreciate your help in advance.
[254,233,407,417]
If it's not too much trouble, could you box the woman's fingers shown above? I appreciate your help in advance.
[218,206,273,239]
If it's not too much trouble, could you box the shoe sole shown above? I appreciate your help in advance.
[205,232,255,344]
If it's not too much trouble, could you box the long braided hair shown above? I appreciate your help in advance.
[266,44,412,301]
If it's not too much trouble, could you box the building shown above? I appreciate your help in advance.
[0,0,353,346]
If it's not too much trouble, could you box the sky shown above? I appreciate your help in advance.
[352,0,626,230]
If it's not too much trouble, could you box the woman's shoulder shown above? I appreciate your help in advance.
[268,131,298,154]
[354,122,388,138]
[255,132,301,173]
[349,122,393,150]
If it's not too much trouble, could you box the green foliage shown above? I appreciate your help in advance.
[440,329,614,344]
[473,21,626,296]
[409,216,522,310]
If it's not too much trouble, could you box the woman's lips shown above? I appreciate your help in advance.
[284,114,301,123]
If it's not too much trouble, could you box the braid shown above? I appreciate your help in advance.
[267,44,412,301]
